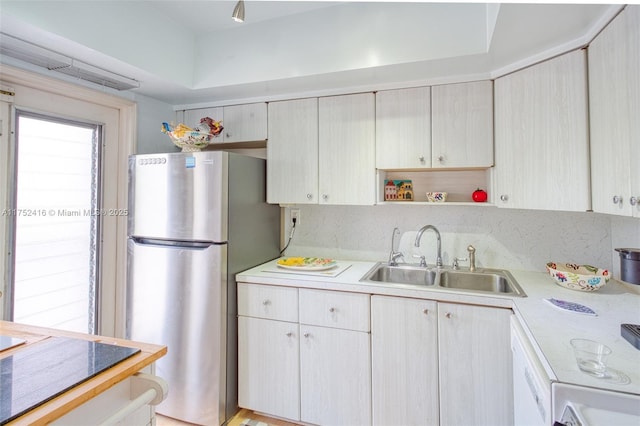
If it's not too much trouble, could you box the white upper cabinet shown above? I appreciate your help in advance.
[183,103,267,143]
[318,93,376,205]
[222,102,267,142]
[376,82,493,170]
[588,5,640,217]
[267,98,319,204]
[375,87,432,169]
[494,49,590,211]
[432,80,494,168]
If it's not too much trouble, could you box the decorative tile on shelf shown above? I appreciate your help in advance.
[384,179,414,201]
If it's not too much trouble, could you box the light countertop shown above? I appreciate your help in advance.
[237,259,640,395]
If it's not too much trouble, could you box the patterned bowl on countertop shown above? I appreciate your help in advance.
[546,262,610,292]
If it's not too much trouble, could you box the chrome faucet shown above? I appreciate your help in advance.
[414,225,442,268]
[388,227,404,266]
[467,245,476,271]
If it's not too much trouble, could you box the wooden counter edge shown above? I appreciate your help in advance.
[1,321,167,426]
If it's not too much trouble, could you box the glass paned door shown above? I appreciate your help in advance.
[9,111,102,333]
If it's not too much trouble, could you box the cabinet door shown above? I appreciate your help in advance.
[319,93,376,205]
[375,87,431,169]
[438,303,513,426]
[432,81,493,168]
[300,325,371,425]
[238,316,300,421]
[589,5,640,216]
[222,103,268,142]
[267,98,319,204]
[371,296,439,426]
[494,50,590,211]
[630,6,640,218]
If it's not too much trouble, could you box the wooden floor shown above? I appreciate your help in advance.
[157,408,300,426]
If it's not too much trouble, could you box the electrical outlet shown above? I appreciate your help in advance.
[291,209,300,225]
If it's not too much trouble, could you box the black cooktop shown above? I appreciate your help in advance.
[0,336,140,424]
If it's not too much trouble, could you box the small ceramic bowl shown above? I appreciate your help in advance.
[426,192,447,202]
[546,262,610,292]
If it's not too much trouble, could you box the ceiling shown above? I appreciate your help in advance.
[0,1,623,107]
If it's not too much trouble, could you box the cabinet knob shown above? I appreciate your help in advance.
[445,312,452,319]
[286,332,293,337]
[500,194,509,202]
[329,307,336,313]
[225,132,231,138]
[419,156,425,163]
[262,300,271,306]
[613,195,623,205]
[307,193,313,200]
[322,194,328,201]
[423,309,429,315]
[304,333,310,338]
[437,155,445,163]
[630,196,638,206]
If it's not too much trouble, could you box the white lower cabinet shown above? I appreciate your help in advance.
[438,303,513,426]
[238,283,371,425]
[238,316,300,421]
[300,324,371,426]
[237,283,300,420]
[371,296,439,426]
[372,296,513,426]
[240,284,513,426]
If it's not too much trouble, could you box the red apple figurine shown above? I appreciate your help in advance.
[472,188,488,202]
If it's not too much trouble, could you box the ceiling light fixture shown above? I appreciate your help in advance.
[232,0,245,23]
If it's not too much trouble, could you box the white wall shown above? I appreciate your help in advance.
[133,94,178,154]
[282,204,626,277]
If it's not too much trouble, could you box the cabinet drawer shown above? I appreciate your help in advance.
[238,283,298,322]
[299,289,370,332]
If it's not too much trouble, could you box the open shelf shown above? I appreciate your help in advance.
[376,168,494,205]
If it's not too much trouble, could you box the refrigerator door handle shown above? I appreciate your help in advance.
[131,237,223,249]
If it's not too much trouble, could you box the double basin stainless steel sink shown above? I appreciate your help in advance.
[360,263,526,297]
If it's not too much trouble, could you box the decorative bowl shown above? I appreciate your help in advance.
[546,262,610,292]
[168,132,213,152]
[161,118,223,152]
[426,192,447,202]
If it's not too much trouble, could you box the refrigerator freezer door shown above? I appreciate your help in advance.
[128,152,228,242]
[126,238,227,426]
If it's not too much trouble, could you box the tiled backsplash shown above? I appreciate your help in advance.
[283,205,638,280]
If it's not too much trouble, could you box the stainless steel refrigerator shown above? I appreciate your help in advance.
[125,151,280,425]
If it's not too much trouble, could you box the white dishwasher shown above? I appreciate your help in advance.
[511,316,552,426]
